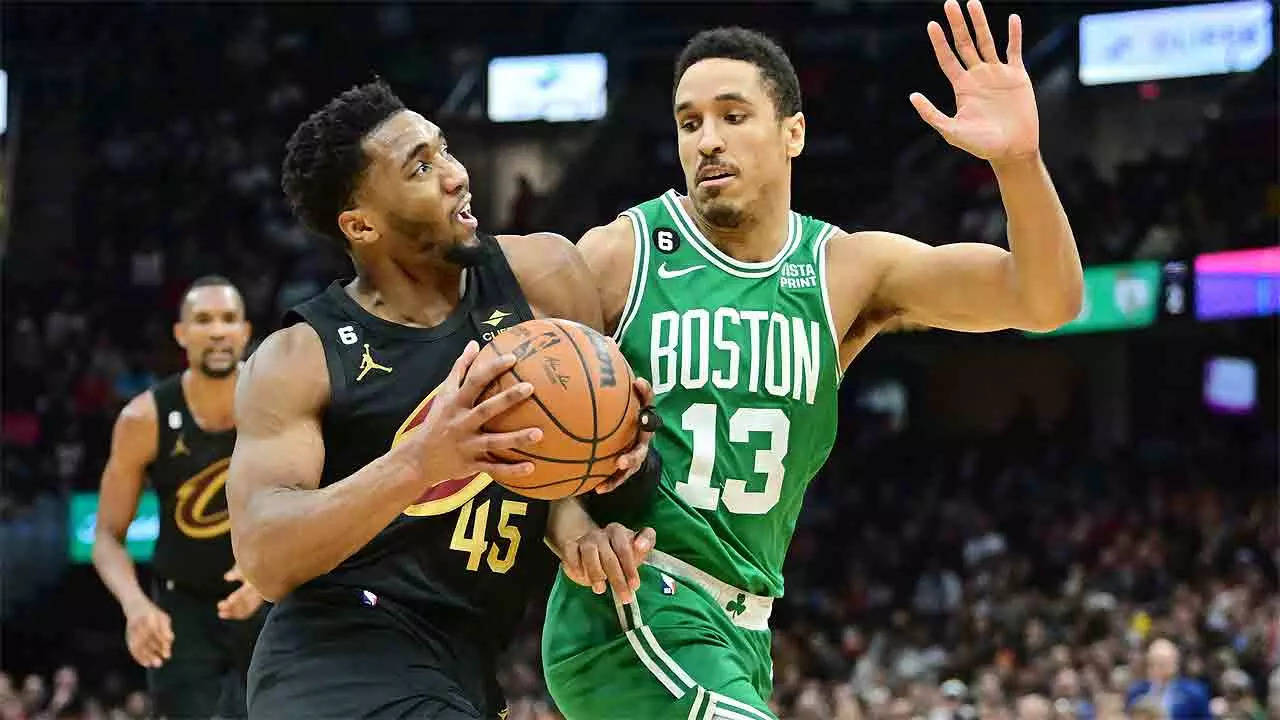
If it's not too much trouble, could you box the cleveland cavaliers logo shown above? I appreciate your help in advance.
[391,384,492,517]
[174,458,231,539]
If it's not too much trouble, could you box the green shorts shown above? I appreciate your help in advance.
[542,556,775,720]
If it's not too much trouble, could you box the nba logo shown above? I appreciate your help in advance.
[661,574,676,596]
[360,590,378,607]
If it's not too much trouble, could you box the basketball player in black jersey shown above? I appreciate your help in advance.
[93,276,268,719]
[228,80,659,719]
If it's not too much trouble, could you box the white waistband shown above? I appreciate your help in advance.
[644,550,772,631]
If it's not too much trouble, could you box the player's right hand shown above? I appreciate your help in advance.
[124,599,174,669]
[560,522,656,604]
[405,341,542,485]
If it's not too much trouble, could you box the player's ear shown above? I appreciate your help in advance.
[173,321,187,349]
[339,208,378,249]
[783,112,805,159]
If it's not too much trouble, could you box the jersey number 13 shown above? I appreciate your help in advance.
[675,403,789,515]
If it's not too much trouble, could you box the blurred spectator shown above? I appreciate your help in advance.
[1017,693,1052,720]
[508,174,539,235]
[1213,668,1265,720]
[1126,638,1211,719]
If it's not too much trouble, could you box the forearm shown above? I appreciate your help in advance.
[92,533,150,613]
[234,449,428,600]
[993,153,1083,327]
[545,497,597,560]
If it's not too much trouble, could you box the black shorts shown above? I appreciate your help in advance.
[247,587,503,720]
[149,578,268,720]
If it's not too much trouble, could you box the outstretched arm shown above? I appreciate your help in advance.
[855,0,1081,333]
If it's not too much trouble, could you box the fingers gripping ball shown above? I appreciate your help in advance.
[476,319,641,499]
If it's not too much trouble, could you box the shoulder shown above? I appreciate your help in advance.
[496,231,579,269]
[235,323,329,428]
[496,232,587,291]
[825,229,924,263]
[115,389,158,441]
[578,215,635,249]
[497,232,604,329]
[577,216,635,269]
[1180,678,1210,698]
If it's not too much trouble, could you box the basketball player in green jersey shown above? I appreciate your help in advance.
[544,2,1082,717]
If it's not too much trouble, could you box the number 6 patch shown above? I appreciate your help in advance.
[652,227,680,254]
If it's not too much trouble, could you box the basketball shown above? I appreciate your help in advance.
[476,318,641,500]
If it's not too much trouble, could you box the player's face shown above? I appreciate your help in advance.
[346,110,482,265]
[174,286,250,379]
[674,59,804,228]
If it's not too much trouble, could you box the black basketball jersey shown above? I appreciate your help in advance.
[148,373,238,595]
[282,234,558,709]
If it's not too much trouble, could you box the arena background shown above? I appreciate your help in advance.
[1,2,1276,718]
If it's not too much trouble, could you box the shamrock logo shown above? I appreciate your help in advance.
[725,593,746,617]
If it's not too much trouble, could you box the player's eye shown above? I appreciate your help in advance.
[725,112,746,124]
[679,119,699,132]
[413,161,431,176]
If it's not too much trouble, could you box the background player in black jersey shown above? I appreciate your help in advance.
[228,80,658,719]
[93,276,268,719]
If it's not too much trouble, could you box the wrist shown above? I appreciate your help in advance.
[121,593,153,618]
[990,150,1042,175]
[385,438,451,504]
[545,498,596,552]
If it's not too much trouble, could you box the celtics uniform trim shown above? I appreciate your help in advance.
[616,208,653,342]
[658,189,802,278]
[813,222,842,380]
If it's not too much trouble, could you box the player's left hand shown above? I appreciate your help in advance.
[217,565,265,620]
[594,377,656,495]
[560,522,656,604]
[910,0,1038,165]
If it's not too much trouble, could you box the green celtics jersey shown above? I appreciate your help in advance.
[614,190,842,598]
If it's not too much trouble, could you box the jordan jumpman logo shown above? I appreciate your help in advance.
[357,344,393,381]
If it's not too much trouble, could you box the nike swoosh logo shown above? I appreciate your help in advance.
[657,263,706,279]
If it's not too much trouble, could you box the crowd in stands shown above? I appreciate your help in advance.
[3,5,1276,720]
[0,666,148,720]
[7,423,1274,719]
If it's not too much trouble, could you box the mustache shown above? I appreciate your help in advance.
[697,160,738,177]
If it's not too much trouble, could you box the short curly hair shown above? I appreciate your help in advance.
[281,79,406,246]
[674,27,801,118]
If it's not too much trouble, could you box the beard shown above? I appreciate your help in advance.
[700,198,746,228]
[385,208,493,267]
[198,351,238,379]
[444,234,497,267]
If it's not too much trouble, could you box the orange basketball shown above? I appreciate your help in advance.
[475,318,640,500]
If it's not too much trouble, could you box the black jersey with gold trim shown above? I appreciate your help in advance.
[281,234,558,706]
[149,373,238,595]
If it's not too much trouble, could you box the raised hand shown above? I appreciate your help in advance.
[910,0,1039,165]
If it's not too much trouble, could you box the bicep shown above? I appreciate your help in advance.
[870,233,1027,333]
[227,328,328,517]
[97,396,157,538]
[577,218,635,335]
